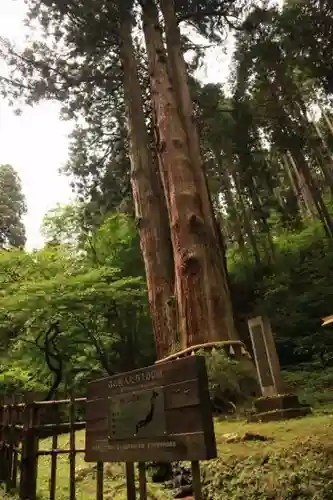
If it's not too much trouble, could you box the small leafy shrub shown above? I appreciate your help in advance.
[197,349,258,412]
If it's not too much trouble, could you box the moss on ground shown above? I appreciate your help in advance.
[3,412,333,499]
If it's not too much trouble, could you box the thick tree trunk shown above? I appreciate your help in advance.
[160,0,237,340]
[119,12,176,358]
[142,0,238,347]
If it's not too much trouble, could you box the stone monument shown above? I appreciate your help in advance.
[247,315,311,422]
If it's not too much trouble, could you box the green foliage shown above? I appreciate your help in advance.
[229,209,333,367]
[198,349,258,406]
[0,211,153,396]
[0,164,26,248]
[0,365,47,396]
[202,446,333,500]
[283,365,333,409]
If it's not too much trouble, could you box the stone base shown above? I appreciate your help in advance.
[248,394,312,423]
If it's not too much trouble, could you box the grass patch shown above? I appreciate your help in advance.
[2,412,330,499]
[203,413,333,499]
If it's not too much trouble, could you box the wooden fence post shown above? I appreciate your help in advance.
[191,461,202,500]
[10,398,19,490]
[69,392,76,500]
[19,403,39,500]
[6,397,14,492]
[0,397,5,482]
[96,462,104,500]
[138,463,147,500]
[2,396,11,488]
[126,463,136,500]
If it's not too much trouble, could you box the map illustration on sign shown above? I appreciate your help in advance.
[108,387,166,441]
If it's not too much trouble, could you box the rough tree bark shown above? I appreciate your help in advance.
[119,10,176,358]
[142,0,238,348]
[159,0,237,310]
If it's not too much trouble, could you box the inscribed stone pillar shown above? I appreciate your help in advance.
[247,315,284,397]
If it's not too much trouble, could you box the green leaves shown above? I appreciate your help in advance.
[0,164,27,249]
[0,212,154,395]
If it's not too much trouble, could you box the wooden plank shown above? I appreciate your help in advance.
[164,380,199,410]
[86,431,213,462]
[87,356,200,400]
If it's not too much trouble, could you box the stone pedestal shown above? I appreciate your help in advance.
[248,394,311,423]
[247,316,312,422]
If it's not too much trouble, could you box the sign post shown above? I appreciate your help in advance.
[85,355,216,498]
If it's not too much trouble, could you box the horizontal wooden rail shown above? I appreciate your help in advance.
[0,397,86,409]
[37,448,86,457]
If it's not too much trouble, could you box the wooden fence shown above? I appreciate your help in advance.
[0,394,108,500]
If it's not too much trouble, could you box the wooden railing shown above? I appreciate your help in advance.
[0,395,102,500]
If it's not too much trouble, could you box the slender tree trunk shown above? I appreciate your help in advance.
[119,11,176,358]
[215,154,246,255]
[277,67,333,194]
[142,0,238,347]
[320,106,333,138]
[250,178,276,263]
[288,150,333,238]
[282,154,307,218]
[231,168,261,265]
[269,76,333,237]
[287,151,318,217]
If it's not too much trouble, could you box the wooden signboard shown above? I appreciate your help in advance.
[85,355,217,463]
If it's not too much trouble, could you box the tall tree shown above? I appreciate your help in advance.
[142,0,238,347]
[119,4,176,357]
[0,164,26,248]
